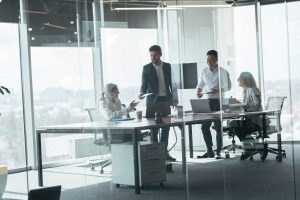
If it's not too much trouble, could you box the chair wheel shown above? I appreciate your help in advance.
[282,153,286,158]
[276,156,282,162]
[91,166,95,172]
[100,169,104,174]
[116,184,120,188]
[159,182,164,186]
[225,153,230,159]
[140,186,144,190]
[250,156,254,162]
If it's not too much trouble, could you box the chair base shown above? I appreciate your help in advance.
[244,144,286,162]
[91,159,112,174]
[222,138,242,159]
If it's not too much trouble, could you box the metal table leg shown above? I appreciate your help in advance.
[37,131,43,186]
[180,125,186,174]
[188,125,193,158]
[133,129,140,194]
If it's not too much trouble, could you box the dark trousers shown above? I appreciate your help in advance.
[201,99,222,152]
[230,117,261,141]
[152,96,170,152]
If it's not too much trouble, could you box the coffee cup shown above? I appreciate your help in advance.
[177,105,183,116]
[136,110,142,121]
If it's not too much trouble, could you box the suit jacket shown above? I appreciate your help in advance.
[140,62,174,105]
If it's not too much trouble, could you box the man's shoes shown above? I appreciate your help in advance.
[215,151,222,159]
[240,151,251,160]
[166,154,176,162]
[197,150,215,158]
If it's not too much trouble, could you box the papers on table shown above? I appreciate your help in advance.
[140,93,154,98]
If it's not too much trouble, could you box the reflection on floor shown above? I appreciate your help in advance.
[3,148,221,199]
[4,144,300,200]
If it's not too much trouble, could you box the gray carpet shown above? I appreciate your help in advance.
[61,144,300,200]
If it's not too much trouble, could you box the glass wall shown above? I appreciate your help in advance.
[0,23,26,169]
[1,0,300,199]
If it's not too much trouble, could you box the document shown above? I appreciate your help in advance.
[111,118,135,122]
[140,93,154,98]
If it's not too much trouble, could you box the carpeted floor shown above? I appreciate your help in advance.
[60,144,300,200]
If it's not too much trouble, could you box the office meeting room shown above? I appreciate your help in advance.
[1,0,300,200]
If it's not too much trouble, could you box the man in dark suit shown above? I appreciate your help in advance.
[138,45,176,161]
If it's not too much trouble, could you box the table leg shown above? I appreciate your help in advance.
[188,125,193,158]
[180,125,186,174]
[133,129,140,194]
[37,131,43,186]
[262,114,267,138]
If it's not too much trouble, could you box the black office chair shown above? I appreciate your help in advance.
[28,185,61,200]
[222,123,242,159]
[241,96,287,162]
[85,108,112,174]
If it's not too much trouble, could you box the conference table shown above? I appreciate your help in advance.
[36,110,278,194]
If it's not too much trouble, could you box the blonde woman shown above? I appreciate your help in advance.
[231,72,264,160]
[99,83,138,120]
[99,83,139,143]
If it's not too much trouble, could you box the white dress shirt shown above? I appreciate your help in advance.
[196,66,231,99]
[154,61,167,96]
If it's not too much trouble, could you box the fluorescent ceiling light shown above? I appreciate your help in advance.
[113,7,182,11]
[43,22,66,30]
[168,4,232,8]
[113,4,232,11]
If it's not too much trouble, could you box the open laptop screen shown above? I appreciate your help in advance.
[145,102,171,118]
[190,99,211,113]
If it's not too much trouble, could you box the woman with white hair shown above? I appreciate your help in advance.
[99,83,139,143]
[99,83,139,120]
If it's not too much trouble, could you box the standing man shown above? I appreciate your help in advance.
[138,45,176,161]
[196,50,231,159]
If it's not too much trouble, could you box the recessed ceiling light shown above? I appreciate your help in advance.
[67,40,71,43]
[70,21,74,24]
[74,31,77,35]
[28,28,33,31]
[31,37,35,40]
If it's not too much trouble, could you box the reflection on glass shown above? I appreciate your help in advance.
[261,4,292,141]
[0,23,26,169]
[31,47,95,163]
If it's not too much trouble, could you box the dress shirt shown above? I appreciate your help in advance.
[153,61,167,97]
[196,66,231,99]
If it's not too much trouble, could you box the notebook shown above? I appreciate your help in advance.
[145,102,171,118]
[190,99,211,113]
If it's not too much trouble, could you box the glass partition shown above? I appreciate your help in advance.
[2,0,300,199]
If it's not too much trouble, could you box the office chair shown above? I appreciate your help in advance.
[28,185,61,200]
[86,107,149,173]
[85,108,112,174]
[222,123,242,159]
[242,96,287,162]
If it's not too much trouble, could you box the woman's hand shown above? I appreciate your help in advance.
[127,100,139,112]
[196,92,203,98]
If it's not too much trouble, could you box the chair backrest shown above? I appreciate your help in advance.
[28,185,61,200]
[85,108,105,122]
[265,96,286,112]
[265,96,286,131]
[85,108,110,146]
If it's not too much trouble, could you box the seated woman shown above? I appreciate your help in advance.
[99,83,139,143]
[230,72,264,160]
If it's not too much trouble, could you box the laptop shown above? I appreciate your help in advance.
[28,185,61,200]
[145,102,171,118]
[190,99,211,113]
